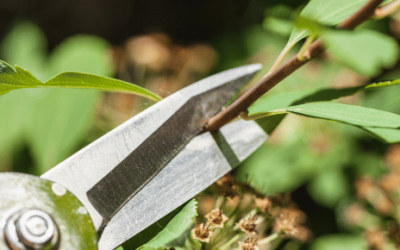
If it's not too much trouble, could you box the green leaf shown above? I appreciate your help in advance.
[144,200,198,248]
[0,60,161,101]
[248,79,400,142]
[22,34,110,173]
[323,29,399,76]
[307,169,350,207]
[236,145,306,194]
[285,103,400,128]
[236,131,353,194]
[27,89,100,172]
[252,101,400,143]
[363,127,400,143]
[310,235,367,250]
[0,21,47,80]
[288,0,368,45]
[248,79,400,116]
[123,200,198,250]
[248,87,360,116]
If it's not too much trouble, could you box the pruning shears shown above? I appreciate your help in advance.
[0,64,268,250]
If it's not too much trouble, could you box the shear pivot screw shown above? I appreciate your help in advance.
[4,209,59,250]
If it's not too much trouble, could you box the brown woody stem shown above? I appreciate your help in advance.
[205,0,384,132]
[374,0,400,18]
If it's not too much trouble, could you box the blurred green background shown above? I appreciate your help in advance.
[1,0,400,249]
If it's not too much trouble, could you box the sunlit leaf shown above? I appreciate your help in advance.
[123,200,197,250]
[249,79,400,116]
[363,127,400,143]
[144,199,198,248]
[0,59,161,101]
[323,29,399,76]
[288,0,368,45]
[285,103,400,128]
[27,88,100,172]
[252,101,400,143]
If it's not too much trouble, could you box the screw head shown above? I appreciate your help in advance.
[4,209,59,250]
[16,209,55,248]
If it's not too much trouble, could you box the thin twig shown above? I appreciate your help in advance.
[374,0,400,18]
[205,0,384,132]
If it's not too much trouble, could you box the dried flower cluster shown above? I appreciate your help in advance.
[191,223,214,243]
[273,208,312,243]
[205,208,229,228]
[238,238,260,250]
[188,173,312,250]
[343,144,400,250]
[237,215,258,234]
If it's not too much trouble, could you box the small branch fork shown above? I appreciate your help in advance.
[204,0,384,132]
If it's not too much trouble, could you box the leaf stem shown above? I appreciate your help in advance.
[297,34,315,61]
[205,0,384,132]
[268,42,296,73]
[218,233,243,250]
[257,232,281,245]
[215,196,225,208]
[239,110,287,121]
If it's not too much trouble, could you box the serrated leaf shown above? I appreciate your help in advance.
[285,103,400,128]
[323,29,399,76]
[0,59,161,101]
[288,0,368,45]
[144,199,198,248]
[123,200,198,250]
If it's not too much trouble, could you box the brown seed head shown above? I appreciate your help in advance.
[385,144,400,172]
[343,203,366,226]
[379,173,400,193]
[237,215,258,235]
[255,196,272,214]
[215,173,239,198]
[373,194,393,216]
[365,227,387,250]
[273,208,307,236]
[238,237,260,250]
[271,193,292,207]
[354,178,393,215]
[205,208,229,228]
[216,173,235,187]
[191,223,214,243]
[288,226,313,243]
[355,177,376,200]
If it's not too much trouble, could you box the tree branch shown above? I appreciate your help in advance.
[205,0,384,132]
[374,0,400,18]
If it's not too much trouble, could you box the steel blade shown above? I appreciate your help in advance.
[41,64,261,230]
[97,119,268,250]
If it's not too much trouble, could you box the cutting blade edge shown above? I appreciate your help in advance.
[97,119,268,250]
[40,64,261,230]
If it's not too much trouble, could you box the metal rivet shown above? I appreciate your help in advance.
[51,183,66,196]
[77,206,88,215]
